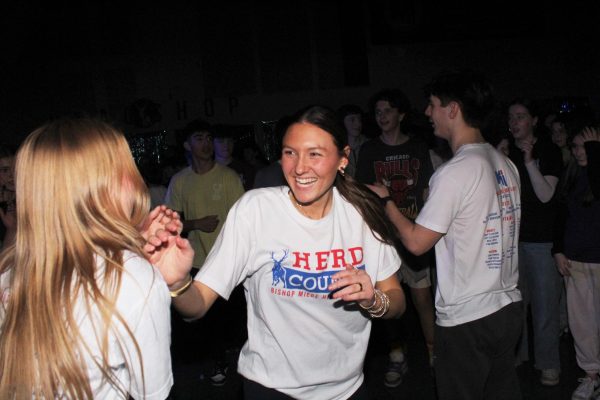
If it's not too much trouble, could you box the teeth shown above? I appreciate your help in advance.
[296,177,317,184]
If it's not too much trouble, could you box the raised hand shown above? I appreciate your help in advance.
[139,205,182,240]
[581,126,600,142]
[519,140,535,164]
[145,229,194,286]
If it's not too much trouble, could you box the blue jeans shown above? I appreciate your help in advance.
[516,242,561,370]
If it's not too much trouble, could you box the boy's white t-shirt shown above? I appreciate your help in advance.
[416,143,522,327]
[196,186,400,400]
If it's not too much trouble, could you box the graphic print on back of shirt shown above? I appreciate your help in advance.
[270,247,365,298]
[481,168,519,269]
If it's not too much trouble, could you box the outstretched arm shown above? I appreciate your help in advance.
[170,281,220,320]
[145,228,220,320]
[367,183,443,255]
[386,204,442,255]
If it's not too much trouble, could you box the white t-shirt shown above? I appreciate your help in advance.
[78,252,173,399]
[0,251,172,399]
[196,186,400,400]
[416,143,522,327]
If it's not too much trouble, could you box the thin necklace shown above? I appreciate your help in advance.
[288,190,332,219]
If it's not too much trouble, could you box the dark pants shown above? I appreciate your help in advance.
[243,378,370,400]
[434,301,523,400]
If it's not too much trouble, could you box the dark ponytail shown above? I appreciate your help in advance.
[335,173,400,247]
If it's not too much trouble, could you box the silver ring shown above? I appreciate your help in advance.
[357,282,363,292]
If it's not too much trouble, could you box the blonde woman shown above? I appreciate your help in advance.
[0,118,192,399]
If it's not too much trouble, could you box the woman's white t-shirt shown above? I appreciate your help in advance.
[197,187,400,400]
[80,252,173,399]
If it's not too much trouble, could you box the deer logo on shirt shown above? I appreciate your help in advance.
[271,250,289,288]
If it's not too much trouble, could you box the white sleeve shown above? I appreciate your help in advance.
[375,242,402,283]
[416,166,464,234]
[195,199,254,300]
[121,266,173,400]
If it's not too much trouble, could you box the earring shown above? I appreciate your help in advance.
[338,166,346,177]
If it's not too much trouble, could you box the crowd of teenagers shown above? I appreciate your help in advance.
[0,69,598,400]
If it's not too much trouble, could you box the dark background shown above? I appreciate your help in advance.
[1,1,599,150]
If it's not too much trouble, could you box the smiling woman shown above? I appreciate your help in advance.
[282,122,345,218]
[282,105,405,239]
[163,105,407,400]
[506,98,564,386]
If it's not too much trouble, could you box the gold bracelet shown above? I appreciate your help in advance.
[359,290,379,310]
[369,290,386,314]
[369,291,390,318]
[367,290,384,312]
[170,275,193,298]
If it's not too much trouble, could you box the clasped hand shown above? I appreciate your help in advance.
[140,205,194,286]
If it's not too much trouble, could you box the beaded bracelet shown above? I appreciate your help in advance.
[170,275,193,298]
[379,196,393,207]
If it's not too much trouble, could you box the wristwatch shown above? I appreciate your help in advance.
[379,196,393,207]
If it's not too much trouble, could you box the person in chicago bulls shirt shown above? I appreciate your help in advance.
[356,88,436,386]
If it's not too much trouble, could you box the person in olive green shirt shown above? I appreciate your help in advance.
[165,118,244,269]
[165,118,245,386]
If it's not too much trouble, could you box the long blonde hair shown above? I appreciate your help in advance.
[0,118,150,398]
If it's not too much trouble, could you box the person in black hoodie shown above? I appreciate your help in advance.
[552,125,600,400]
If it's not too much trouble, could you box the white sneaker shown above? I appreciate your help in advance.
[572,376,599,400]
[384,349,408,388]
[384,358,408,388]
